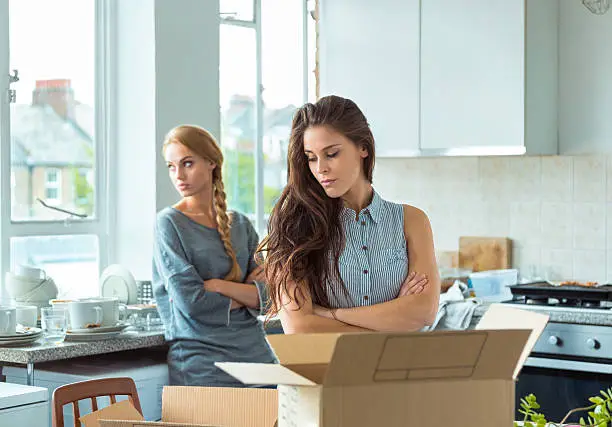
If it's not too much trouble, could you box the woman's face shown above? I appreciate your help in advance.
[303,126,368,199]
[164,142,216,197]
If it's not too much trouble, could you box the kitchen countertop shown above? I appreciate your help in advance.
[0,330,166,365]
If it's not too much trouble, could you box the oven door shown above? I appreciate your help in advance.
[516,356,612,423]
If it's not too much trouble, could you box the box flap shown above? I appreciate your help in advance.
[266,333,341,364]
[162,386,277,427]
[80,400,144,427]
[214,362,317,386]
[476,304,549,379]
[322,329,532,385]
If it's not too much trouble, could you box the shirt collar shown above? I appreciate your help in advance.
[341,189,383,224]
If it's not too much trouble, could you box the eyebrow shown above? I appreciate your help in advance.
[166,156,194,164]
[304,144,341,154]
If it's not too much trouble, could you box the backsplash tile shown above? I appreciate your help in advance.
[573,156,606,203]
[541,202,573,250]
[573,203,606,250]
[376,154,612,281]
[541,157,572,202]
[573,250,606,282]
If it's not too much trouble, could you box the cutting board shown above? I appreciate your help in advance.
[458,237,512,272]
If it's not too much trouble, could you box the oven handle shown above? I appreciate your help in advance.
[525,357,612,374]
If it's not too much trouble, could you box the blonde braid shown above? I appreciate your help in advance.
[213,173,242,282]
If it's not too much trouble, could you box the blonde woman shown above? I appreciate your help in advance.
[152,125,275,387]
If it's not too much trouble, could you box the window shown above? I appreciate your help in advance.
[44,168,61,205]
[0,0,108,298]
[220,0,317,234]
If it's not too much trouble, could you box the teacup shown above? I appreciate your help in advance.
[16,265,46,281]
[68,301,104,330]
[0,306,17,335]
[15,305,38,327]
[77,297,127,327]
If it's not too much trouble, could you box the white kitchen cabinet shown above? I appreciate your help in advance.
[420,0,559,155]
[318,0,420,157]
[0,382,49,427]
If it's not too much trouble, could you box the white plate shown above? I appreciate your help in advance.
[100,264,138,304]
[67,324,129,334]
[0,327,43,339]
[65,331,121,341]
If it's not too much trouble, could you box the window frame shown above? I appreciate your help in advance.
[0,0,111,286]
[220,0,312,235]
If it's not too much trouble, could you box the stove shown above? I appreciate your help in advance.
[498,283,612,422]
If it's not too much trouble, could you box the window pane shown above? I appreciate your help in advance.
[10,235,99,299]
[220,24,257,219]
[307,0,318,103]
[262,0,306,220]
[220,0,254,22]
[9,0,96,221]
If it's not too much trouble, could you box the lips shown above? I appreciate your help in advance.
[320,179,336,187]
[177,184,190,190]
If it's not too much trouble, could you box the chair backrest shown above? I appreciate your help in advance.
[52,377,142,427]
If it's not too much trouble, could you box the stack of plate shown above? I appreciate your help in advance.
[0,327,43,346]
[65,323,130,342]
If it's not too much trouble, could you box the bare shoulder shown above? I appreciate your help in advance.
[402,204,430,226]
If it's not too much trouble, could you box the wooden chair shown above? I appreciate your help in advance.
[52,377,142,427]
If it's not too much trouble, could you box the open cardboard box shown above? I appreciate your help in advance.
[215,304,549,427]
[84,387,278,427]
[86,304,548,427]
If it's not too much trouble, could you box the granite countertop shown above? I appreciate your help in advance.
[0,330,166,365]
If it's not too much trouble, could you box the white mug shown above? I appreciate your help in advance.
[0,306,17,335]
[68,301,103,330]
[50,299,74,327]
[78,297,127,326]
[15,305,38,327]
[15,265,46,281]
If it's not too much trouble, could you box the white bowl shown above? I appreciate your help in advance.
[5,272,47,298]
[13,277,58,303]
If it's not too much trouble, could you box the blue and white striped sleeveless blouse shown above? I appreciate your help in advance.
[327,190,409,308]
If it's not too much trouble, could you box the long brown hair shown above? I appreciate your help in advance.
[259,95,375,314]
[163,125,242,281]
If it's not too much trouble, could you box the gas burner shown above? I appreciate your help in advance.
[557,299,602,308]
[525,297,550,305]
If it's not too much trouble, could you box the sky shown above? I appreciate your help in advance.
[8,0,312,110]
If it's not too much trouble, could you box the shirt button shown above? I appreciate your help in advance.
[361,220,366,226]
[363,295,369,301]
[169,297,173,303]
[363,269,368,274]
[362,245,368,251]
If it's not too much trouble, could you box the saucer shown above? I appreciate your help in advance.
[67,323,129,334]
[65,331,122,341]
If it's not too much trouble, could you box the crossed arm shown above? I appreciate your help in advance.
[280,205,441,334]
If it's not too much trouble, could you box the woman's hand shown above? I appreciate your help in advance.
[203,279,220,293]
[245,265,265,284]
[398,272,428,297]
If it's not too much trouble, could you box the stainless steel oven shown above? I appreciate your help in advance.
[515,322,612,423]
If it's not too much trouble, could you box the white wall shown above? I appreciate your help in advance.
[375,155,612,284]
[112,0,220,280]
[559,0,612,154]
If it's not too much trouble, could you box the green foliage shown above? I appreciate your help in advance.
[71,168,94,215]
[514,388,612,427]
[223,147,281,215]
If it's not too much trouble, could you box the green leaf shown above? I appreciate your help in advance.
[580,417,587,426]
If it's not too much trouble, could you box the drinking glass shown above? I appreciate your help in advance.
[41,306,67,344]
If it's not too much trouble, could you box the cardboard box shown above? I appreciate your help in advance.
[92,386,278,427]
[216,305,549,427]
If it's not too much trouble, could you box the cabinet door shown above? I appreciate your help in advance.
[420,0,525,151]
[319,0,420,156]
